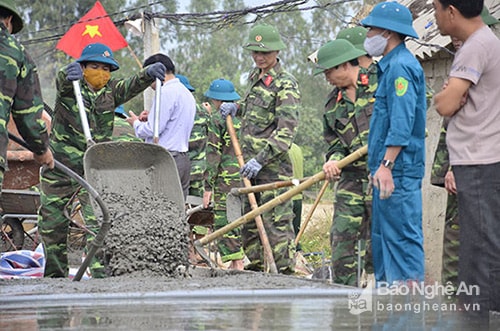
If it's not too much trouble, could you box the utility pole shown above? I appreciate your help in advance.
[143,13,160,110]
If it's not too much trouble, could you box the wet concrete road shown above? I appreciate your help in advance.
[2,269,499,330]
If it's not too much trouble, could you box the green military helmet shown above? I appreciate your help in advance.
[336,26,368,52]
[243,24,286,52]
[0,0,23,34]
[481,6,499,26]
[313,39,367,76]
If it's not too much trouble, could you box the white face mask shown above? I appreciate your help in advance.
[363,32,389,57]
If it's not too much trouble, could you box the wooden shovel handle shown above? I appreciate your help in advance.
[230,177,310,196]
[197,145,368,250]
[294,180,329,246]
[226,115,278,274]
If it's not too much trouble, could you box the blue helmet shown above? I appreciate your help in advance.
[175,74,195,92]
[77,43,120,71]
[361,1,418,39]
[114,105,127,118]
[204,79,240,101]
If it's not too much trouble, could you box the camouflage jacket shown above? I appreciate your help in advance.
[430,123,449,187]
[204,107,241,210]
[188,102,211,182]
[0,24,49,171]
[112,115,142,142]
[323,63,377,174]
[238,60,300,180]
[50,64,153,174]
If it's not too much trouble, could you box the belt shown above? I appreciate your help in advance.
[169,151,187,157]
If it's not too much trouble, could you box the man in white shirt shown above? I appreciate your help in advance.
[127,53,196,199]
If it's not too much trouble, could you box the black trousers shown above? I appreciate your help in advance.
[454,162,500,319]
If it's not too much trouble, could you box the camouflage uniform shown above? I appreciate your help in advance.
[430,124,458,287]
[239,61,300,274]
[324,63,377,286]
[0,23,50,187]
[288,143,303,242]
[204,107,244,262]
[188,103,211,197]
[112,115,142,142]
[38,63,154,278]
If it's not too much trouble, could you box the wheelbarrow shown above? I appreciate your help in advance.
[76,80,184,215]
[7,133,110,281]
[0,189,40,252]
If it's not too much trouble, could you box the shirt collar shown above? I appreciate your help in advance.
[377,43,406,74]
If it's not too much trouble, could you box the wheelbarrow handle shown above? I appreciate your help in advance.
[73,80,94,147]
[7,132,110,282]
[153,78,161,144]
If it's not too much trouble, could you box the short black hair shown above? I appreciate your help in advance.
[0,7,13,20]
[143,53,175,74]
[437,0,483,18]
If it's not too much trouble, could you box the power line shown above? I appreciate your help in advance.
[20,0,356,46]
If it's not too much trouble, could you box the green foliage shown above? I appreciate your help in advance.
[299,203,333,267]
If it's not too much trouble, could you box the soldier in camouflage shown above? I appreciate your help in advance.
[178,74,210,199]
[112,105,142,142]
[220,24,300,274]
[0,0,53,188]
[430,123,458,287]
[316,37,376,286]
[38,43,166,278]
[202,79,245,270]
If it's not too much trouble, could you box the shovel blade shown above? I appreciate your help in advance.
[83,141,185,214]
[226,192,243,223]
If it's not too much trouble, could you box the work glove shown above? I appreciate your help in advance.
[66,62,83,81]
[220,102,238,118]
[146,63,166,82]
[240,158,262,179]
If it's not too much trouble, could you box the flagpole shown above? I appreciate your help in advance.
[127,45,143,68]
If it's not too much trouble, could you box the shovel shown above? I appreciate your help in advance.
[7,132,110,282]
[226,116,278,274]
[195,145,368,268]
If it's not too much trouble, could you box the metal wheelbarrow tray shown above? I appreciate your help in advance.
[83,141,184,214]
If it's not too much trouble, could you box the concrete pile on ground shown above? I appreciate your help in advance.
[100,190,189,277]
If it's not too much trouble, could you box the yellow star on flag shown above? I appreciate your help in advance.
[82,25,102,38]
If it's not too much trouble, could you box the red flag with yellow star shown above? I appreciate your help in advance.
[56,1,128,58]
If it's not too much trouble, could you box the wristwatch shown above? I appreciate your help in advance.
[381,159,394,170]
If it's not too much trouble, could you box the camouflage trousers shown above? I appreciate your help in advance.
[442,193,458,288]
[38,167,105,278]
[188,177,204,198]
[292,198,303,250]
[330,176,372,286]
[214,209,244,263]
[242,184,296,274]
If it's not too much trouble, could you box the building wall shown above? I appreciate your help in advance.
[421,50,453,284]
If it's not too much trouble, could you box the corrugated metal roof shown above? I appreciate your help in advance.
[401,0,500,59]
